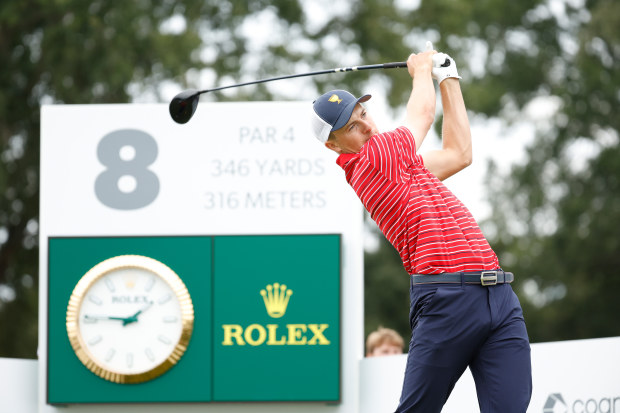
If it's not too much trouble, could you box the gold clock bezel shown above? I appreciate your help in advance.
[66,255,194,384]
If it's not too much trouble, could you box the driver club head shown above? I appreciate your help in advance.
[169,89,201,124]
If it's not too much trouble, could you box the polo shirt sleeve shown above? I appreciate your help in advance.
[362,127,422,182]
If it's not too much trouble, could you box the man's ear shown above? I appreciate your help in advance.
[325,140,342,154]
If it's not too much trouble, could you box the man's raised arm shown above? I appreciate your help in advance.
[421,54,472,181]
[404,47,437,151]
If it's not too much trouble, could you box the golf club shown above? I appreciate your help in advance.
[169,62,410,124]
[169,57,452,124]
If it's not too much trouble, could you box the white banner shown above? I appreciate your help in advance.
[360,336,620,413]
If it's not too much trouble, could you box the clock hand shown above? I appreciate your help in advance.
[122,301,154,326]
[83,314,127,322]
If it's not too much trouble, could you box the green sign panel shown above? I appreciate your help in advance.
[47,234,340,404]
[212,235,341,401]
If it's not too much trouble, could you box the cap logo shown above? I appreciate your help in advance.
[328,94,342,104]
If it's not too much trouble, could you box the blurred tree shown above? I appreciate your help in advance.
[0,0,209,357]
[480,0,620,341]
[2,0,618,357]
[0,0,422,358]
[0,0,297,357]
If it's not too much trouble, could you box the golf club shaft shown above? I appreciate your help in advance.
[196,62,407,96]
[170,61,408,123]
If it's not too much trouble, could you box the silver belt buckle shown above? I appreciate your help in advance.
[480,271,498,286]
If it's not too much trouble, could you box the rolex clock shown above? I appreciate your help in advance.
[66,255,194,384]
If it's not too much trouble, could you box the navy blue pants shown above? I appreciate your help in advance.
[395,279,532,412]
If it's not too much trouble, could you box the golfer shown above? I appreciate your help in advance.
[311,44,532,412]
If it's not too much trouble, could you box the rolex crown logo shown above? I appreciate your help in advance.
[328,94,342,104]
[123,274,136,289]
[260,283,293,318]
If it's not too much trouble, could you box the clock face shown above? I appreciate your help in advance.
[66,255,194,384]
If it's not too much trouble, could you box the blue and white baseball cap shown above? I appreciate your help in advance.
[311,90,371,143]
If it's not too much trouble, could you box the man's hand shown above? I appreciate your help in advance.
[406,46,435,79]
[426,41,462,84]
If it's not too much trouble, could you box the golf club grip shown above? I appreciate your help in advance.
[381,62,407,69]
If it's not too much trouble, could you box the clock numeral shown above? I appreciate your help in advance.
[105,349,116,362]
[158,335,172,345]
[88,335,103,346]
[145,348,155,362]
[163,316,178,323]
[88,295,103,305]
[144,276,156,292]
[104,277,116,292]
[127,353,134,368]
[158,294,172,305]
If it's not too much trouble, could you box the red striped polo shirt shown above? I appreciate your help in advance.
[336,126,499,275]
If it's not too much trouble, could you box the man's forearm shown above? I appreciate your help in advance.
[440,79,472,166]
[406,71,436,150]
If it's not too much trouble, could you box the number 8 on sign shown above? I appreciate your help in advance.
[95,129,160,210]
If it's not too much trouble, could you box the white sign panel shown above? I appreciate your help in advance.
[40,102,360,236]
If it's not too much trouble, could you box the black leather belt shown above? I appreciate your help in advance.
[411,270,514,286]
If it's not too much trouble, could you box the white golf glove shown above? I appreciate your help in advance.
[426,41,462,84]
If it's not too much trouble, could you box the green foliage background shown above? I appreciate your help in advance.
[1,0,618,357]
